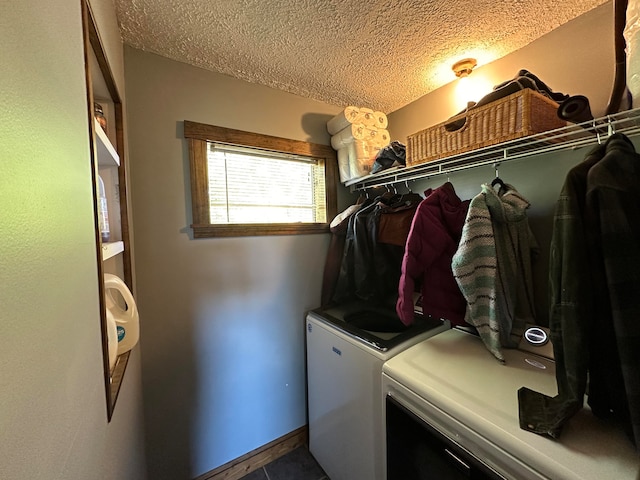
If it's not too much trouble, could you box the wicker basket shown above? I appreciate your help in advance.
[406,89,566,166]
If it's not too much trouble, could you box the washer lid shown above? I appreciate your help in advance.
[309,302,444,351]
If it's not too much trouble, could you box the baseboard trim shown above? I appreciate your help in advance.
[194,425,308,480]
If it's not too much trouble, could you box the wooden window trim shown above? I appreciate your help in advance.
[184,120,338,238]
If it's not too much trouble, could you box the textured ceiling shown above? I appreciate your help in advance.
[114,0,609,113]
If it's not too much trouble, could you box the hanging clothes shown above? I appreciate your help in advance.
[377,192,422,247]
[331,198,378,305]
[584,134,640,449]
[518,142,605,439]
[396,182,470,326]
[367,192,423,303]
[452,182,538,363]
[519,133,640,451]
[332,191,421,306]
[320,196,369,306]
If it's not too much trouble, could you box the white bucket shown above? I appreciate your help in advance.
[104,274,140,355]
[106,307,118,371]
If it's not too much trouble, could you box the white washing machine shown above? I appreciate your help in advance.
[306,301,449,480]
[382,328,640,480]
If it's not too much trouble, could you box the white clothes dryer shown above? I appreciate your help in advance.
[382,328,640,480]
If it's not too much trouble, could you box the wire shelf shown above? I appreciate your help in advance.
[346,107,640,190]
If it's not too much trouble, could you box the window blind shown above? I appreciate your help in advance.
[207,143,326,224]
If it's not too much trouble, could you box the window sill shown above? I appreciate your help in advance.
[191,223,330,238]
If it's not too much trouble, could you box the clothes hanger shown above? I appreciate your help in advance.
[398,180,423,204]
[491,164,506,190]
[491,177,506,188]
[384,183,405,206]
[404,180,412,193]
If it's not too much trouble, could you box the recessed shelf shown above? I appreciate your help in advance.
[101,241,124,260]
[84,0,132,422]
[95,118,119,167]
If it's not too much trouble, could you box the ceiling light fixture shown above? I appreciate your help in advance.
[452,58,478,78]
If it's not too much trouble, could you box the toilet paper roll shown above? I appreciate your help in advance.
[327,106,361,135]
[373,111,388,129]
[350,140,376,179]
[337,147,352,183]
[337,141,377,182]
[374,128,391,147]
[331,123,368,150]
[363,128,390,148]
[358,107,377,127]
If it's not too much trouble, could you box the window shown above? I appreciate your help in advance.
[184,120,338,238]
[207,143,326,224]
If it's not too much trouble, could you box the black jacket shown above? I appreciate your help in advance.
[332,193,421,306]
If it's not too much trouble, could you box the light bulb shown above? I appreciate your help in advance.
[454,73,492,111]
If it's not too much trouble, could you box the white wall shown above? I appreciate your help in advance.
[123,47,345,478]
[0,1,146,479]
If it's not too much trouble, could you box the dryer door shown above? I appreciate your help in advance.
[386,396,505,480]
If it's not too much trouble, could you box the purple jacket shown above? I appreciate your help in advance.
[396,182,470,326]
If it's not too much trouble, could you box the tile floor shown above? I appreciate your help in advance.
[239,446,329,480]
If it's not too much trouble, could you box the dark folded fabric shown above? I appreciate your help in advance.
[517,387,583,439]
[445,70,569,131]
[371,141,406,174]
[495,69,570,103]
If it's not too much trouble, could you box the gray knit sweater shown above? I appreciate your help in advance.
[452,183,538,362]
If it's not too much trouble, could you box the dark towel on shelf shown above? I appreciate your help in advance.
[445,69,569,132]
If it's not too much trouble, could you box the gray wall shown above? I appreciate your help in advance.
[0,0,146,479]
[123,47,346,478]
